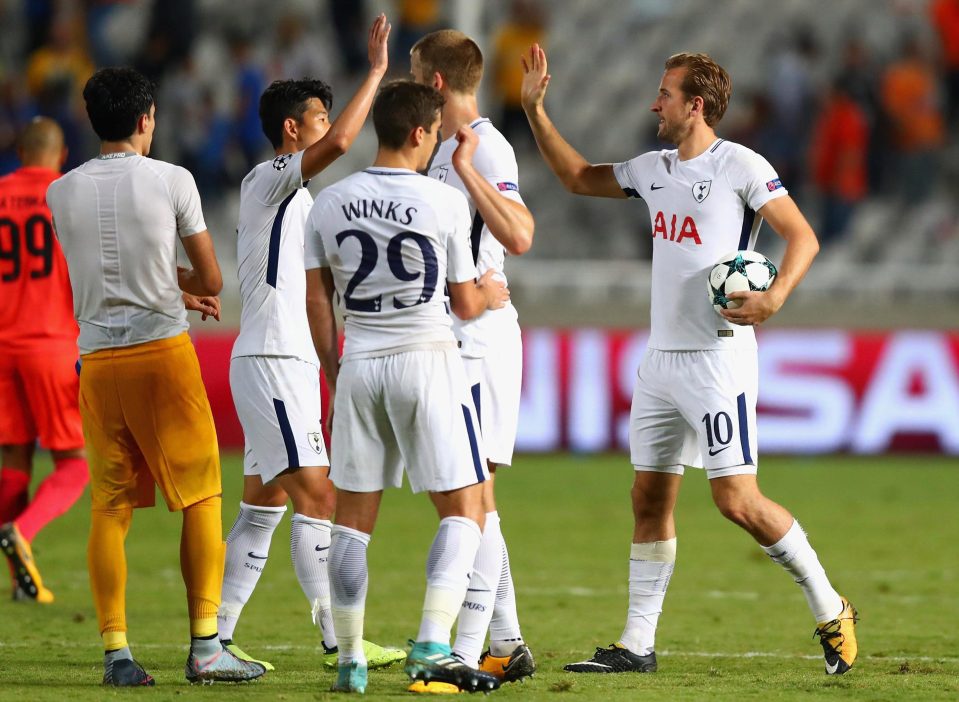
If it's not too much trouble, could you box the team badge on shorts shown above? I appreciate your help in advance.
[692,179,711,203]
[431,165,449,182]
[307,432,324,454]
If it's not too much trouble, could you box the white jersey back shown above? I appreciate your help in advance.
[232,150,319,365]
[46,153,206,354]
[428,118,522,357]
[613,139,787,351]
[305,167,477,357]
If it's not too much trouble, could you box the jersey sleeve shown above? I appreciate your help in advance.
[471,129,525,205]
[168,167,207,238]
[612,155,647,199]
[725,147,788,212]
[252,150,307,206]
[304,195,330,270]
[446,191,478,283]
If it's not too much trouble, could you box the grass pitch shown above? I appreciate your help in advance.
[1,453,957,700]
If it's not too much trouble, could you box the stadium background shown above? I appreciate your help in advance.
[3,0,955,456]
[2,1,959,698]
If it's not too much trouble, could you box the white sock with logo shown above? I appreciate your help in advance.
[417,516,482,645]
[453,511,500,666]
[290,514,336,649]
[488,515,525,657]
[218,502,286,641]
[330,525,371,665]
[619,539,676,656]
[763,520,843,622]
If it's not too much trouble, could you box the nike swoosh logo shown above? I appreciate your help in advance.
[825,659,840,674]
[707,446,730,456]
[650,184,665,190]
[315,545,330,552]
[247,552,268,560]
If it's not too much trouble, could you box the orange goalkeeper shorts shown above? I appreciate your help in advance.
[79,332,221,511]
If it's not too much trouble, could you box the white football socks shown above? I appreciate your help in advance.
[329,524,371,666]
[453,511,501,666]
[763,520,843,622]
[488,513,525,657]
[218,502,286,641]
[290,513,336,649]
[417,516,482,645]
[619,539,676,656]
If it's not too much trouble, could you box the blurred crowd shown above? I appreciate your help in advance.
[727,0,959,248]
[0,0,545,199]
[0,0,955,250]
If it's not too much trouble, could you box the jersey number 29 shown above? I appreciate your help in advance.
[336,229,438,312]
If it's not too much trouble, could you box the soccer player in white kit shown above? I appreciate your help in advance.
[521,48,859,675]
[410,30,536,683]
[220,14,403,671]
[304,81,508,694]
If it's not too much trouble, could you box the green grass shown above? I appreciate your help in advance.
[1,453,958,700]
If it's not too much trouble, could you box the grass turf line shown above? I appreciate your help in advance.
[1,453,957,700]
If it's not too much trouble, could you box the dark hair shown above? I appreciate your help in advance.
[372,81,444,150]
[411,30,483,93]
[259,79,334,149]
[663,52,732,127]
[82,68,156,141]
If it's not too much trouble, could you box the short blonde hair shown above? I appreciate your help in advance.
[664,52,731,126]
[411,29,483,94]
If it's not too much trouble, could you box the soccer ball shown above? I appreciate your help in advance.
[707,250,778,313]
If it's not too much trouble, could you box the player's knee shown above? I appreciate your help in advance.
[50,448,85,461]
[713,493,755,527]
[1,443,35,470]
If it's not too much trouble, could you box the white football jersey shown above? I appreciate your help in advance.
[232,150,319,365]
[304,167,476,357]
[613,138,788,351]
[428,118,523,358]
[46,153,206,353]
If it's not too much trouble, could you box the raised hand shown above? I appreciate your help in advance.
[368,13,391,75]
[521,43,551,113]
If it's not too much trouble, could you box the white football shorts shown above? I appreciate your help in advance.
[461,322,522,467]
[629,348,758,479]
[331,344,489,494]
[230,355,328,483]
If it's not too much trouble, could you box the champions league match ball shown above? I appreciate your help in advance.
[707,250,778,313]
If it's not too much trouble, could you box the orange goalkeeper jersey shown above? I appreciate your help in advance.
[0,166,78,350]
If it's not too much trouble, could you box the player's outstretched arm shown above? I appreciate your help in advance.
[178,231,223,296]
[306,266,340,395]
[451,125,534,255]
[300,13,391,181]
[520,44,625,199]
[448,269,509,320]
[722,195,820,326]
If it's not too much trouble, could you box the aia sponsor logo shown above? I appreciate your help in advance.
[652,211,702,244]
